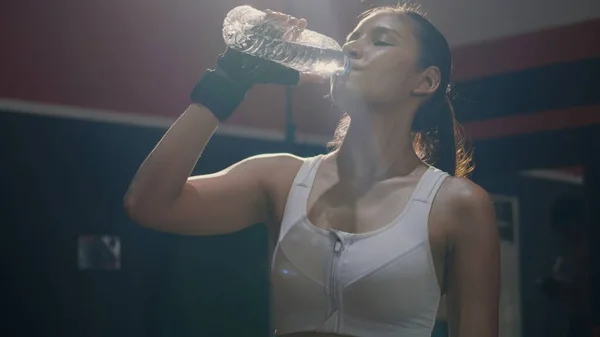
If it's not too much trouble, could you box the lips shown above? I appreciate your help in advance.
[335,66,362,79]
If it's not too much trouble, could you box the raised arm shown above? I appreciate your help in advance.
[124,103,300,235]
[124,10,315,235]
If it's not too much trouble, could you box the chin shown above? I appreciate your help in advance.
[331,78,369,114]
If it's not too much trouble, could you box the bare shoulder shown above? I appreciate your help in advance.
[210,152,303,183]
[226,152,304,171]
[217,152,303,192]
[434,176,497,238]
[259,152,305,187]
[264,152,306,168]
[241,152,317,225]
[438,176,494,213]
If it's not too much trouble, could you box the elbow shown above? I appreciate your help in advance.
[123,194,136,216]
[123,194,141,221]
[123,193,175,232]
[123,194,155,228]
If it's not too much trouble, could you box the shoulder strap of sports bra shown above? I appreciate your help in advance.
[413,167,449,205]
[399,168,450,252]
[278,154,324,241]
[296,154,324,188]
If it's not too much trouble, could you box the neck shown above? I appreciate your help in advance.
[335,105,422,188]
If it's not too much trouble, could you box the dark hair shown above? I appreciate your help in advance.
[328,4,473,177]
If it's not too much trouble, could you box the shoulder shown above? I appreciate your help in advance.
[216,152,308,193]
[438,176,494,214]
[243,153,320,224]
[240,152,316,189]
[435,176,497,240]
[231,152,305,174]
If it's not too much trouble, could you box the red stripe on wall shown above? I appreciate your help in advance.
[464,105,600,140]
[452,18,600,81]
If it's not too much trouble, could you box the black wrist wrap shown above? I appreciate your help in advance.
[189,69,250,122]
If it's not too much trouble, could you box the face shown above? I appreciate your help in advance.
[331,11,423,113]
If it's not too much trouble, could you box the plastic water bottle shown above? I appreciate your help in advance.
[222,5,350,77]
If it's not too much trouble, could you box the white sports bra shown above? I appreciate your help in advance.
[270,155,449,337]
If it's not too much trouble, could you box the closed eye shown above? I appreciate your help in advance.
[374,41,393,46]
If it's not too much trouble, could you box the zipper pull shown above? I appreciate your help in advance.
[334,240,342,252]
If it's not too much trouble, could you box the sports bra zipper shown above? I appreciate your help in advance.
[330,237,343,330]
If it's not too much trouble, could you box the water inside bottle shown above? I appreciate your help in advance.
[222,6,349,77]
[245,36,347,75]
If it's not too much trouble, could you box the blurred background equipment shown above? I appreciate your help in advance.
[78,235,121,270]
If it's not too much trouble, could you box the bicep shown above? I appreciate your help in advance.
[146,155,291,236]
[446,187,500,337]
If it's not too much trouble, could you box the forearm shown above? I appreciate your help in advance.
[124,104,218,209]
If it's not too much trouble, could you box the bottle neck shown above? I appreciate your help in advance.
[340,56,351,76]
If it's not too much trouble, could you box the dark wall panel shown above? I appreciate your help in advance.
[1,110,322,337]
[518,178,582,337]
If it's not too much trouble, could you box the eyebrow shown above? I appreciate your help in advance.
[346,25,403,41]
[373,26,403,39]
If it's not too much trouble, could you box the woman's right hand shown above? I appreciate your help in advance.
[217,10,326,87]
[265,10,327,85]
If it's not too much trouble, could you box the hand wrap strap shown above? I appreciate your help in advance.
[190,49,300,121]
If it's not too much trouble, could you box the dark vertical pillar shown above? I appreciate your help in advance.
[584,156,600,337]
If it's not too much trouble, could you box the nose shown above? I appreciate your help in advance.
[342,43,362,60]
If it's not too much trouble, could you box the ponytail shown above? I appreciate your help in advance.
[411,91,473,177]
[436,96,459,176]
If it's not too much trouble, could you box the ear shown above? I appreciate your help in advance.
[412,65,441,96]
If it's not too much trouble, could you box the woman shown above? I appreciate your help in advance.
[125,4,500,337]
